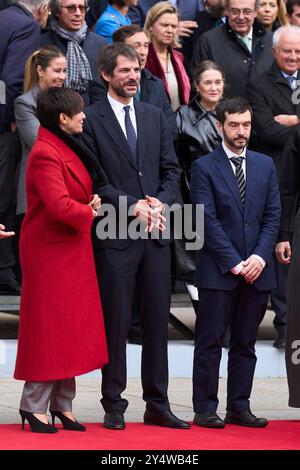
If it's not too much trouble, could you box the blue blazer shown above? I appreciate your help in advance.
[190,145,281,291]
[128,0,204,25]
[0,4,40,132]
[83,95,181,249]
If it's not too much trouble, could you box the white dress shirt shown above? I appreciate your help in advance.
[107,93,137,137]
[221,142,266,275]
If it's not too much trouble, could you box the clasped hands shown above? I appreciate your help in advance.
[240,256,264,284]
[133,195,166,232]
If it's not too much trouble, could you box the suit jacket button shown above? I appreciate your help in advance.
[139,171,143,176]
[244,223,248,227]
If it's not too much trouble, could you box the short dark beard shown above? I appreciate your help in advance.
[223,131,249,152]
[110,81,138,98]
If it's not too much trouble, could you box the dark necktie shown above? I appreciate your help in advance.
[230,156,246,205]
[124,105,137,164]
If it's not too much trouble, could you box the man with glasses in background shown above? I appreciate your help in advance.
[41,0,108,105]
[192,0,273,97]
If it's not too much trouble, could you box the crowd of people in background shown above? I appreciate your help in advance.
[1,0,300,432]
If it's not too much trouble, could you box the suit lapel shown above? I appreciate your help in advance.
[97,97,138,170]
[134,100,147,170]
[244,152,257,214]
[214,147,244,215]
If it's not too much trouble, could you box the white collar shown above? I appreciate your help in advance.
[281,70,298,80]
[107,93,135,114]
[222,141,246,160]
[236,27,253,41]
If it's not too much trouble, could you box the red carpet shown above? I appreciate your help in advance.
[0,421,300,450]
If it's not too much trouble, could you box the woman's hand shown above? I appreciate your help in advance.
[0,224,15,239]
[90,207,98,219]
[89,194,101,211]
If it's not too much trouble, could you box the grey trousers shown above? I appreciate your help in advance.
[20,378,76,414]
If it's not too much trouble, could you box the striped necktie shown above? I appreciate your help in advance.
[230,156,246,205]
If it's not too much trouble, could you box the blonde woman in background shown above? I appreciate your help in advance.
[144,1,191,111]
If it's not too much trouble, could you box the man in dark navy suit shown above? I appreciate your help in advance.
[83,43,189,430]
[190,97,281,428]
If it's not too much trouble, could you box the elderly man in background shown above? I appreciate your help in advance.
[0,0,47,294]
[41,0,108,105]
[192,0,274,97]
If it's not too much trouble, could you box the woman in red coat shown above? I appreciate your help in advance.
[14,87,109,433]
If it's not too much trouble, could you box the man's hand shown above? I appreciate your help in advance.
[0,224,15,239]
[178,20,198,37]
[240,255,264,283]
[133,198,166,232]
[276,241,291,264]
[145,195,164,212]
[274,114,299,127]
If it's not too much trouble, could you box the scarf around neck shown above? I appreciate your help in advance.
[51,19,92,93]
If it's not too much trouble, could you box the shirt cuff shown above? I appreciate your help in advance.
[231,261,244,275]
[252,254,266,268]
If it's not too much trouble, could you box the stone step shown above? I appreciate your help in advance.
[0,338,286,379]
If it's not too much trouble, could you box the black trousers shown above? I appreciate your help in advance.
[94,239,171,414]
[0,132,16,280]
[193,281,268,413]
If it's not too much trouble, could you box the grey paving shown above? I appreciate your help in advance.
[0,377,295,425]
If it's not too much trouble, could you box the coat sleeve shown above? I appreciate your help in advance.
[190,159,242,274]
[0,20,40,128]
[252,159,281,262]
[14,96,39,148]
[247,78,300,146]
[278,128,300,241]
[29,149,93,232]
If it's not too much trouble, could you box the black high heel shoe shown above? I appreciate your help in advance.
[50,411,86,431]
[19,409,58,433]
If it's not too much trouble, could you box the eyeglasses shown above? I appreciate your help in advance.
[228,8,256,16]
[60,4,87,14]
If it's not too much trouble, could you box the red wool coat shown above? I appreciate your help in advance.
[14,127,108,381]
